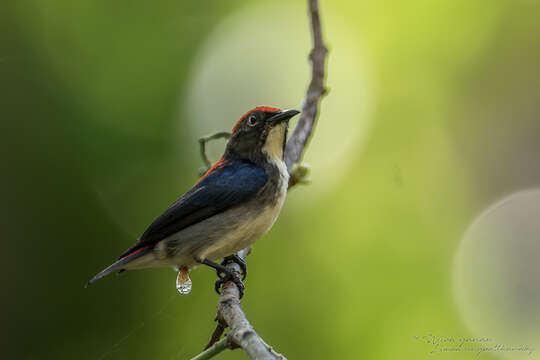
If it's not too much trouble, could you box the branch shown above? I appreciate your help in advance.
[214,250,286,360]
[191,250,287,360]
[198,131,231,176]
[190,0,327,358]
[191,338,229,360]
[285,0,328,179]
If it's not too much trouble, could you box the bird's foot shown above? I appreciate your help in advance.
[214,270,245,298]
[199,258,245,298]
[218,254,247,280]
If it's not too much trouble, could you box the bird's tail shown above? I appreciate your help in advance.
[85,245,153,287]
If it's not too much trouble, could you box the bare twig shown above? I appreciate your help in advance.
[191,337,229,360]
[190,0,327,358]
[204,319,226,350]
[199,131,231,174]
[284,0,328,173]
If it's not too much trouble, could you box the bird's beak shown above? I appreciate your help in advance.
[268,109,300,126]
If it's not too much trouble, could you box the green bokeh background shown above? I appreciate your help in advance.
[3,0,540,359]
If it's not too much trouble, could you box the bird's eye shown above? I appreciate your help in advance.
[247,114,258,127]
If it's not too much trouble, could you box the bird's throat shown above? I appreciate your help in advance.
[262,123,287,162]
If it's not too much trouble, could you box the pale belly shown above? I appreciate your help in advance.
[197,201,283,261]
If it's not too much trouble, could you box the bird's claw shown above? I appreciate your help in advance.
[216,254,247,280]
[200,256,246,298]
[214,270,245,298]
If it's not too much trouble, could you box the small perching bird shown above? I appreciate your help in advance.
[87,106,300,296]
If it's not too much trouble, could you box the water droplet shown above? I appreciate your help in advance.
[176,267,192,294]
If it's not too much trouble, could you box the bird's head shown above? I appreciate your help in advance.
[225,106,300,163]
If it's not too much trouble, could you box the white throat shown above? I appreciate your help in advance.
[262,123,286,163]
[262,123,289,206]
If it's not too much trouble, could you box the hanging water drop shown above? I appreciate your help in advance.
[176,267,192,294]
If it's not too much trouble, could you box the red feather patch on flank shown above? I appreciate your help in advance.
[121,244,152,259]
[231,106,282,133]
[197,157,226,183]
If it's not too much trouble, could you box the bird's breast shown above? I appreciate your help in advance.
[196,159,289,261]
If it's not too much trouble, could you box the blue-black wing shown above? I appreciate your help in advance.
[118,160,268,258]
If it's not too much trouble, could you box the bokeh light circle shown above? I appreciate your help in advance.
[454,189,540,359]
[182,3,372,195]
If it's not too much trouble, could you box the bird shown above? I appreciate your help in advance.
[86,106,300,297]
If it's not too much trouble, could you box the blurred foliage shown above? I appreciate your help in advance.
[2,0,540,359]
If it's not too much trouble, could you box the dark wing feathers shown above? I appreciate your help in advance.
[118,160,267,259]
